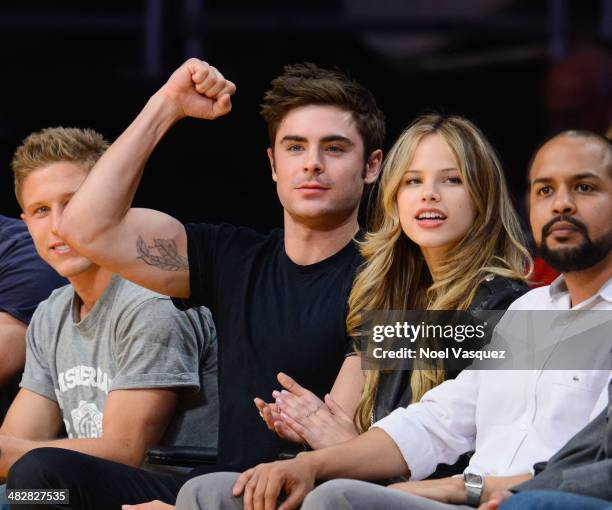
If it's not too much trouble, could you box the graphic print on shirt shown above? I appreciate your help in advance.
[55,365,111,438]
[70,400,103,438]
[58,365,111,393]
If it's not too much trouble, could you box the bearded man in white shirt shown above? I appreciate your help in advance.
[173,129,612,510]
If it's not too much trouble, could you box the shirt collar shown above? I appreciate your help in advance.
[599,278,612,303]
[548,275,612,304]
[548,275,569,301]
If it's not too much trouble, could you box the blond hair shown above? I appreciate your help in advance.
[348,114,531,432]
[12,127,109,208]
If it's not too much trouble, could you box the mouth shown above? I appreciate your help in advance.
[547,222,580,238]
[296,180,331,190]
[415,209,447,227]
[50,243,71,254]
[297,184,330,191]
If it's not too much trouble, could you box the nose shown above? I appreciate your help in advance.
[421,182,440,202]
[50,208,63,236]
[303,147,324,174]
[551,186,576,216]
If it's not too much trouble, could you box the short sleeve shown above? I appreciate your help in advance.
[0,229,66,324]
[19,306,57,401]
[172,222,267,311]
[111,296,205,391]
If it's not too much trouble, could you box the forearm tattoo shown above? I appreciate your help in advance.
[136,236,189,271]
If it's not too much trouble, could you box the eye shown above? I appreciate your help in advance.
[444,176,462,184]
[404,177,421,185]
[536,185,552,196]
[33,205,50,216]
[325,145,345,153]
[576,183,594,192]
[287,144,304,152]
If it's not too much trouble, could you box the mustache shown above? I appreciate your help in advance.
[541,215,589,239]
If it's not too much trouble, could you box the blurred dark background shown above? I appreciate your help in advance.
[1,0,610,230]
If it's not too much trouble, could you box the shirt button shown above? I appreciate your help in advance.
[520,423,527,430]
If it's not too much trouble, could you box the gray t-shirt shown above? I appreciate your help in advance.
[20,275,218,452]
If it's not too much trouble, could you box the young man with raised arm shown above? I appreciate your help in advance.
[0,127,218,507]
[173,130,612,510]
[7,60,384,509]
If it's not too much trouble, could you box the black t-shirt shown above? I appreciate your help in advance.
[173,223,361,470]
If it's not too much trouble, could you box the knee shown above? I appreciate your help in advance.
[7,448,68,489]
[302,480,355,510]
[176,472,240,510]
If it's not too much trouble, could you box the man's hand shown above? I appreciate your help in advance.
[122,500,174,510]
[478,490,513,510]
[160,59,236,121]
[387,477,467,505]
[233,456,316,510]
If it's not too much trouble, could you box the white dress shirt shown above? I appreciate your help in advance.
[373,276,612,480]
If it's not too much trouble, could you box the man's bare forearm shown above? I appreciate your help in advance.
[59,91,181,248]
[303,427,409,481]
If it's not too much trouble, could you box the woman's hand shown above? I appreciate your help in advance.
[253,397,303,444]
[274,373,359,449]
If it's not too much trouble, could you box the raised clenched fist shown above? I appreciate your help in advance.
[160,58,236,120]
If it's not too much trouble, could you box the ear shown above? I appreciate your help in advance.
[267,148,278,183]
[364,149,383,184]
[20,211,33,234]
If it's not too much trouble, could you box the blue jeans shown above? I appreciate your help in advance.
[500,491,612,510]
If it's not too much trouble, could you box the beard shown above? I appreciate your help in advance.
[536,215,612,272]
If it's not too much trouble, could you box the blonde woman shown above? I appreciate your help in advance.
[256,113,531,454]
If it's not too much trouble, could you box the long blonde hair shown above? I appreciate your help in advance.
[347,114,531,432]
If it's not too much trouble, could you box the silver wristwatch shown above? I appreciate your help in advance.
[464,472,484,507]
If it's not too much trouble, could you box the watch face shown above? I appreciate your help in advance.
[465,473,483,485]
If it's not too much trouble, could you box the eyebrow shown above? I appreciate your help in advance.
[279,134,354,145]
[25,192,76,212]
[24,201,46,213]
[530,172,602,186]
[404,168,459,173]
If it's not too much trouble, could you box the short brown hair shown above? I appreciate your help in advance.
[12,127,109,208]
[260,63,385,159]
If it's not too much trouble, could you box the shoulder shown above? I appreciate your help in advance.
[0,215,28,240]
[0,216,35,262]
[114,277,210,329]
[505,285,553,311]
[27,283,73,335]
[113,277,175,313]
[470,276,530,311]
[33,284,74,315]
